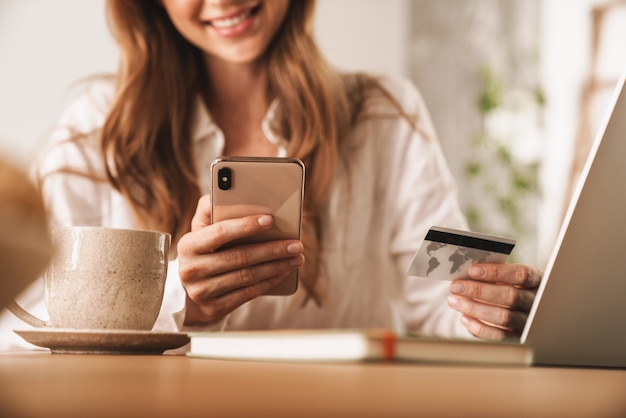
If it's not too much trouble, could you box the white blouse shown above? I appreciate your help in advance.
[0,74,472,350]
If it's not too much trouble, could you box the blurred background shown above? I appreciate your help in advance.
[1,0,625,268]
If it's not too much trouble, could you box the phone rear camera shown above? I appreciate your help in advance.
[217,167,232,190]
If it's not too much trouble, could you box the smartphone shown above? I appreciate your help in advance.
[210,156,305,296]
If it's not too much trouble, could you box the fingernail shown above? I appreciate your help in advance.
[258,215,273,227]
[450,282,464,294]
[287,242,303,254]
[447,295,460,307]
[469,266,485,278]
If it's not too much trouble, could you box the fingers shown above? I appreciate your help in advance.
[450,279,536,311]
[180,237,303,282]
[183,273,290,326]
[449,262,544,340]
[209,272,290,315]
[448,294,528,335]
[190,194,212,231]
[179,213,274,255]
[178,198,307,326]
[468,263,542,289]
[184,254,303,325]
[458,315,519,341]
[185,249,304,297]
[178,233,304,325]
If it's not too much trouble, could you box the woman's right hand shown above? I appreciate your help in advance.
[177,195,305,326]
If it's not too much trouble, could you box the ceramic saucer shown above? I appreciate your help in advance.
[14,328,190,354]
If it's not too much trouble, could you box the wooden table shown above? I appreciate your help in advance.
[1,351,625,417]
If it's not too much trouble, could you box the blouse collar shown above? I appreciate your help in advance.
[191,95,287,154]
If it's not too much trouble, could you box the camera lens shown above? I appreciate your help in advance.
[217,167,232,190]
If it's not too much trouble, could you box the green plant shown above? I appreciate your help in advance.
[464,67,544,244]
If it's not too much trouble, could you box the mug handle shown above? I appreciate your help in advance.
[6,300,49,328]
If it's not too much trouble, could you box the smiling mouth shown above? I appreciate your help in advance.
[208,4,262,29]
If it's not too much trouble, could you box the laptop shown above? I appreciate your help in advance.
[521,71,626,368]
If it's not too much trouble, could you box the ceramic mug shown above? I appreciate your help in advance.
[8,226,170,330]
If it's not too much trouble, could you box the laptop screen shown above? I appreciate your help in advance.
[521,72,626,368]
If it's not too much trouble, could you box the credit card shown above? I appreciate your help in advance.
[407,226,516,281]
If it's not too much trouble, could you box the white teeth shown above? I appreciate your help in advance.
[211,9,253,28]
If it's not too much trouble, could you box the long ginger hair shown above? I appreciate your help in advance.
[103,0,407,305]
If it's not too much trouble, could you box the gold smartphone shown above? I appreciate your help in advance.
[210,156,305,296]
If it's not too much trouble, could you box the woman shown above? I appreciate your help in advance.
[3,0,540,348]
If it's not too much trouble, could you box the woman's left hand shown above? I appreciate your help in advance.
[447,263,543,341]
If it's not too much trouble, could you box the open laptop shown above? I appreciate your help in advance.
[520,71,626,368]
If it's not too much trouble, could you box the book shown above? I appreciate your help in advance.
[186,329,533,366]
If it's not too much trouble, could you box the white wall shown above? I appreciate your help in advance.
[0,0,408,168]
[538,0,626,262]
[314,0,408,76]
[537,0,591,262]
[0,0,118,167]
